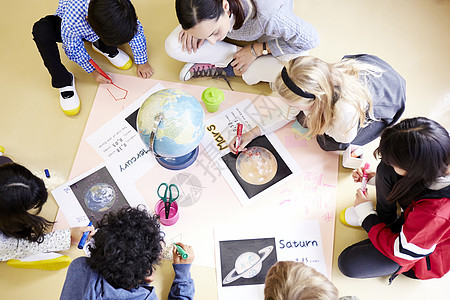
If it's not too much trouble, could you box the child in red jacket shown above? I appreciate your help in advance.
[338,117,450,282]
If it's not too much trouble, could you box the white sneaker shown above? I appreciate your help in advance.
[92,43,132,70]
[59,72,80,116]
[339,207,361,227]
[179,63,226,81]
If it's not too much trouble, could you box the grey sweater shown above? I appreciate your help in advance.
[226,0,319,57]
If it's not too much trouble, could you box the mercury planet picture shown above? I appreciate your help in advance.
[221,135,292,199]
[70,166,130,224]
[219,238,278,287]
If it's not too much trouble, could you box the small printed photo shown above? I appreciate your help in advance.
[70,166,130,224]
[219,237,278,287]
[221,135,292,198]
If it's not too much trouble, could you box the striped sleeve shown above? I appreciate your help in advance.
[393,231,436,261]
[129,20,148,65]
[366,205,447,265]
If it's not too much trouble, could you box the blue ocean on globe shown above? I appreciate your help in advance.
[137,89,205,157]
[84,183,117,212]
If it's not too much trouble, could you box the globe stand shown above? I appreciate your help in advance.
[149,113,199,171]
[156,146,199,170]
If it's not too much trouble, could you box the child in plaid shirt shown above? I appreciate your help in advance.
[33,0,153,116]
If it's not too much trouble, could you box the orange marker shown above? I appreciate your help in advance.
[89,59,112,83]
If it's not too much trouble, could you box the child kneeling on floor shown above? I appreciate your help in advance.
[32,0,153,116]
[60,206,195,299]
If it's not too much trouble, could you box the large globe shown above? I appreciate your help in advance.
[137,89,205,158]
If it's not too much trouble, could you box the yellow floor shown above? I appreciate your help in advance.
[0,0,449,299]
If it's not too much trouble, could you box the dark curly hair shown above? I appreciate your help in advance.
[0,162,52,243]
[87,206,165,289]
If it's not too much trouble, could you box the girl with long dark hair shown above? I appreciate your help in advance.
[0,160,93,262]
[338,117,450,281]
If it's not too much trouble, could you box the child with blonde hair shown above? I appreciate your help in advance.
[229,54,406,152]
[264,261,358,300]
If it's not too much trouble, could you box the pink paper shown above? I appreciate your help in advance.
[55,74,339,275]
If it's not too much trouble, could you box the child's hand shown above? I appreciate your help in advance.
[173,242,195,264]
[352,167,375,183]
[137,62,154,79]
[353,189,371,207]
[228,127,261,154]
[70,226,95,245]
[178,30,205,53]
[91,70,111,84]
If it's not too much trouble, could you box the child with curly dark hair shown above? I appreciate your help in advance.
[60,206,195,299]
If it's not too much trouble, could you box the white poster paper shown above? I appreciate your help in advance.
[86,83,166,182]
[51,163,148,227]
[214,220,327,300]
[201,99,301,206]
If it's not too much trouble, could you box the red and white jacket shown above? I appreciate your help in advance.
[356,177,450,280]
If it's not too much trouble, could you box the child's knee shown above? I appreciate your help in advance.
[337,248,359,278]
[32,19,46,38]
[164,35,179,59]
[32,18,53,40]
[165,26,183,59]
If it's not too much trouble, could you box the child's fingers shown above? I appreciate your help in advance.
[86,226,95,237]
[176,242,187,249]
[198,39,205,48]
[228,137,237,152]
[352,168,363,181]
[192,38,199,52]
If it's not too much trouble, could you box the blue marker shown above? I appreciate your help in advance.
[77,221,93,249]
[44,169,50,178]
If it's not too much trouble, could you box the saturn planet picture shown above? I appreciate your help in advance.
[222,245,274,284]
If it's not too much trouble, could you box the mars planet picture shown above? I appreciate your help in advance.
[236,146,277,185]
[221,135,292,199]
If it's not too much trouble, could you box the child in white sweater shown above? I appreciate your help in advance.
[229,54,406,152]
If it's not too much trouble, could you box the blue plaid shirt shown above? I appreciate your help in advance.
[55,0,148,73]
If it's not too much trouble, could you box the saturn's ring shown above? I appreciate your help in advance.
[222,245,274,285]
